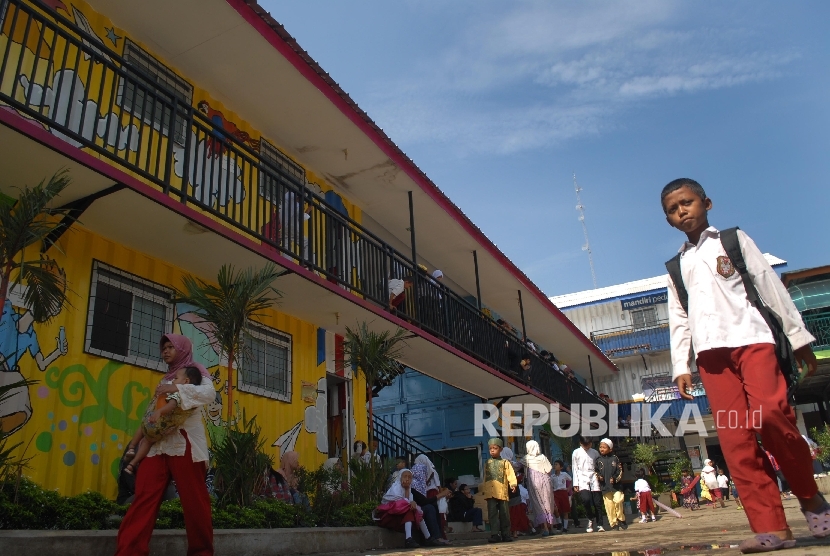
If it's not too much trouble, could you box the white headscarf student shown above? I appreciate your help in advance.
[413,454,441,494]
[375,469,433,548]
[524,440,557,535]
[525,441,552,474]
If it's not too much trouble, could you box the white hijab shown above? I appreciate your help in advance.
[414,454,441,490]
[382,469,414,503]
[524,440,552,474]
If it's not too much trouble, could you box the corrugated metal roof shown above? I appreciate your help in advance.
[552,253,786,309]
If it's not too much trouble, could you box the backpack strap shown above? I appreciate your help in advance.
[665,253,688,314]
[720,227,798,400]
[719,227,760,303]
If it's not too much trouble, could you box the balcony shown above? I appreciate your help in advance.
[590,320,671,359]
[0,0,605,409]
[804,313,830,352]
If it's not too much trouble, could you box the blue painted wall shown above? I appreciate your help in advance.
[374,368,566,469]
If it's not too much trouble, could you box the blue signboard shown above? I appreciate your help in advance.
[621,290,668,310]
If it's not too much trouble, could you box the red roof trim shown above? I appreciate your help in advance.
[229,0,615,373]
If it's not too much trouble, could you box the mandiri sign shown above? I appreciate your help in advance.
[621,291,668,311]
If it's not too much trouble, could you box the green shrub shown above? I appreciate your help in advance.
[330,501,375,527]
[155,499,186,529]
[57,491,121,530]
[0,478,124,530]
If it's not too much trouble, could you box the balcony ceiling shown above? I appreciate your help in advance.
[1,117,598,412]
[30,0,616,379]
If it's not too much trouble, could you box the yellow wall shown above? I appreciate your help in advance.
[1,225,367,496]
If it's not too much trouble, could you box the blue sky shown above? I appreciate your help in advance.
[262,0,830,296]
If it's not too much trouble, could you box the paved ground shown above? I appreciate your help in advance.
[347,498,830,556]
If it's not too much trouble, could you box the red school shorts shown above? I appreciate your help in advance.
[553,489,571,513]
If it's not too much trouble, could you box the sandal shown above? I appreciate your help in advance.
[124,445,136,461]
[123,463,137,475]
[803,497,830,538]
[738,534,797,554]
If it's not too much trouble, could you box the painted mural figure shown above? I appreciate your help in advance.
[0,295,68,434]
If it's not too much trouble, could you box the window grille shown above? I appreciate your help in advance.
[117,38,193,144]
[238,322,292,401]
[85,261,174,371]
[259,139,305,202]
[630,307,658,330]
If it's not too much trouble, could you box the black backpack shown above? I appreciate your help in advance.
[664,227,798,403]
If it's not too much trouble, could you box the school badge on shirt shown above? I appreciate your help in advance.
[716,255,735,278]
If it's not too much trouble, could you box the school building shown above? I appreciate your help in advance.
[0,0,615,497]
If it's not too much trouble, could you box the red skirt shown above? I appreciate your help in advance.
[509,502,530,533]
[374,500,422,532]
[553,490,571,513]
[638,491,655,514]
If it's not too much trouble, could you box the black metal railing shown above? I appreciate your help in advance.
[591,320,671,358]
[0,0,605,408]
[373,415,448,474]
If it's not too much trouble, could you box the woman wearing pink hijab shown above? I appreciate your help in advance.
[115,334,217,556]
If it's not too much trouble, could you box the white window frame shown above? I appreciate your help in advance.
[84,261,174,371]
[237,321,293,402]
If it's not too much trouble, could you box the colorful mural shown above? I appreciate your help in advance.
[0,225,367,496]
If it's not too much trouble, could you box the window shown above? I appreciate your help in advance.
[630,307,658,330]
[85,261,174,371]
[259,139,305,202]
[117,38,193,144]
[238,322,292,401]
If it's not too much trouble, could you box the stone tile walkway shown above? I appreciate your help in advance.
[349,498,830,556]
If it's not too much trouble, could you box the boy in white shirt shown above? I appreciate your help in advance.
[717,469,731,502]
[662,178,829,553]
[571,436,605,533]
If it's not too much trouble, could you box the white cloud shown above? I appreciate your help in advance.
[364,2,798,155]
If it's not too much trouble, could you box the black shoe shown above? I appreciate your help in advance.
[422,538,440,547]
[488,535,502,543]
[610,524,620,531]
[404,538,420,548]
[619,520,628,530]
[501,535,515,542]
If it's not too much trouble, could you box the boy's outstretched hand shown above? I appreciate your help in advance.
[794,346,818,379]
[675,374,694,400]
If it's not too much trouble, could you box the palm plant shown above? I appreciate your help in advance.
[174,263,282,422]
[342,322,407,447]
[0,170,73,322]
[209,410,273,507]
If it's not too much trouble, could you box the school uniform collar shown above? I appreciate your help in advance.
[678,226,720,254]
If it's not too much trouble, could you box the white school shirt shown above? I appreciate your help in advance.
[717,474,729,489]
[147,379,217,464]
[668,227,815,380]
[551,471,571,491]
[571,447,600,491]
[634,478,651,493]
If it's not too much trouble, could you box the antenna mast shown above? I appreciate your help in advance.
[573,173,598,288]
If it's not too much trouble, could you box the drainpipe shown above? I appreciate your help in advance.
[518,289,527,342]
[588,354,596,391]
[473,250,482,310]
[408,191,418,319]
